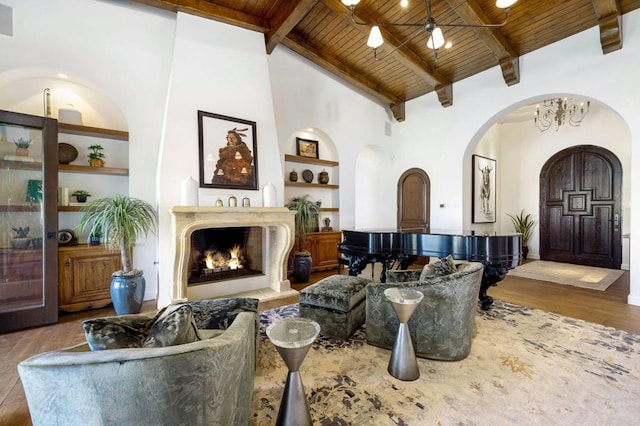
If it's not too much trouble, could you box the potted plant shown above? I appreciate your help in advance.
[71,190,91,203]
[285,195,321,283]
[87,144,105,167]
[13,137,32,157]
[11,226,31,249]
[506,209,537,259]
[76,195,157,314]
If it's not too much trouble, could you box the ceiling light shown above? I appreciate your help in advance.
[342,0,518,60]
[57,73,68,79]
[400,0,409,7]
[533,98,590,132]
[367,26,384,48]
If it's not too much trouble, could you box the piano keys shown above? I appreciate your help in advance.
[338,228,522,310]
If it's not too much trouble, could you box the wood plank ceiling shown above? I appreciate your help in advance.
[129,0,640,121]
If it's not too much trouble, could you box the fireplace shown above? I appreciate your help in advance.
[169,207,296,303]
[188,227,263,284]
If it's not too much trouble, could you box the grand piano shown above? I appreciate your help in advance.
[338,228,522,310]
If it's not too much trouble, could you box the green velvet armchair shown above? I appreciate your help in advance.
[366,262,484,361]
[18,298,259,426]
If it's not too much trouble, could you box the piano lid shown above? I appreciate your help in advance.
[344,228,521,238]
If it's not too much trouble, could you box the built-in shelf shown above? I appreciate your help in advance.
[284,154,338,167]
[0,205,40,212]
[58,206,96,212]
[58,164,129,176]
[284,181,339,189]
[58,122,129,141]
[0,159,42,171]
[320,207,339,212]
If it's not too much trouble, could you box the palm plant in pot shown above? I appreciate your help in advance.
[76,195,157,314]
[285,195,321,283]
[506,209,537,259]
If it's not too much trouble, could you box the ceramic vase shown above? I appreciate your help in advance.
[110,271,145,315]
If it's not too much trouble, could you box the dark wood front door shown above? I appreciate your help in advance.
[397,168,431,232]
[539,145,622,268]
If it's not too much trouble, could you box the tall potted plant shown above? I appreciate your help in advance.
[76,195,157,314]
[285,195,321,283]
[506,209,537,259]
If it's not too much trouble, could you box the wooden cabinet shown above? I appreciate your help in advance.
[58,245,122,312]
[288,231,342,273]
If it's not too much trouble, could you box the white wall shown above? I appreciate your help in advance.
[0,0,176,300]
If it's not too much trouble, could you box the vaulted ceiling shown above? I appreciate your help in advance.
[129,0,640,121]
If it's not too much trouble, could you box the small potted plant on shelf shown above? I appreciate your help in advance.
[88,144,105,167]
[11,226,31,249]
[506,209,537,259]
[285,195,321,283]
[72,190,91,203]
[76,195,157,315]
[13,137,32,157]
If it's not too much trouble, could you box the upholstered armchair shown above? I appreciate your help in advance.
[366,261,484,361]
[18,298,259,426]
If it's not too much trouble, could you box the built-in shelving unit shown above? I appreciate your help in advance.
[58,122,129,141]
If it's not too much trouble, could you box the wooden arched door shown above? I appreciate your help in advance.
[397,168,431,232]
[539,145,622,268]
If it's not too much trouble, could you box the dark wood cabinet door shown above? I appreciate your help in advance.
[0,110,58,334]
[539,145,622,268]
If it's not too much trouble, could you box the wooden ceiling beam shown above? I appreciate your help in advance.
[324,0,453,108]
[128,0,268,32]
[592,0,622,54]
[445,0,520,86]
[266,0,319,54]
[282,33,406,121]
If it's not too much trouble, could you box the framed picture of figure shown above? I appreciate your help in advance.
[198,110,258,190]
[472,154,496,223]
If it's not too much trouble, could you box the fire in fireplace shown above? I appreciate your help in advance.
[188,227,263,285]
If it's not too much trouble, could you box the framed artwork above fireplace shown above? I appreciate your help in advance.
[198,110,259,190]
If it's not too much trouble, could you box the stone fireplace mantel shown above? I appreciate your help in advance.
[169,206,296,303]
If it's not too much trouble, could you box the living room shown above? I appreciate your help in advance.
[1,0,640,422]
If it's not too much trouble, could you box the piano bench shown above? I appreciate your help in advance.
[299,275,370,339]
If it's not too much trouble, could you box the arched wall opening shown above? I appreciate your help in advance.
[462,94,631,269]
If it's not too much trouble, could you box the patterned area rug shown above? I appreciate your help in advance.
[251,301,640,425]
[507,260,624,290]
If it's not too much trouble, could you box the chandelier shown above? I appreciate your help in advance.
[533,98,591,132]
[341,0,518,60]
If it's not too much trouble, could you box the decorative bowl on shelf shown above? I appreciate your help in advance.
[302,169,314,183]
[58,143,78,164]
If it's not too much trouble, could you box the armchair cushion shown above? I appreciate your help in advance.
[143,304,202,348]
[419,255,457,279]
[82,311,156,351]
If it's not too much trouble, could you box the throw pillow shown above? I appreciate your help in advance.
[143,304,202,348]
[83,318,150,351]
[432,255,457,276]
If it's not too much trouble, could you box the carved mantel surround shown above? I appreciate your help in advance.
[169,206,296,303]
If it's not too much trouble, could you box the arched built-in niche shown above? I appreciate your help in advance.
[283,127,340,229]
[0,67,127,129]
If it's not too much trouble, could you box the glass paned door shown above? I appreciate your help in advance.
[0,110,58,333]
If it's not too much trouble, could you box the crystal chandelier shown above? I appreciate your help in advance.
[533,98,591,132]
[341,0,518,60]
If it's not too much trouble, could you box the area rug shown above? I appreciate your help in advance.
[507,260,624,290]
[251,301,640,425]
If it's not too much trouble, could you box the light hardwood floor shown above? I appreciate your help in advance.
[1,267,638,425]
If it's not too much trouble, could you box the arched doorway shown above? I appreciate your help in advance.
[397,168,430,232]
[539,145,622,269]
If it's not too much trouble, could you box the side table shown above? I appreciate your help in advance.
[266,317,320,426]
[384,288,424,381]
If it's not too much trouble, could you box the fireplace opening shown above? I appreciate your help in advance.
[188,227,263,285]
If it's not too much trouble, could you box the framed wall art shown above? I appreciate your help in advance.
[296,137,319,159]
[472,154,496,223]
[198,110,258,190]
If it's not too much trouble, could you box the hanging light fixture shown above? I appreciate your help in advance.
[533,98,591,132]
[342,0,518,60]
